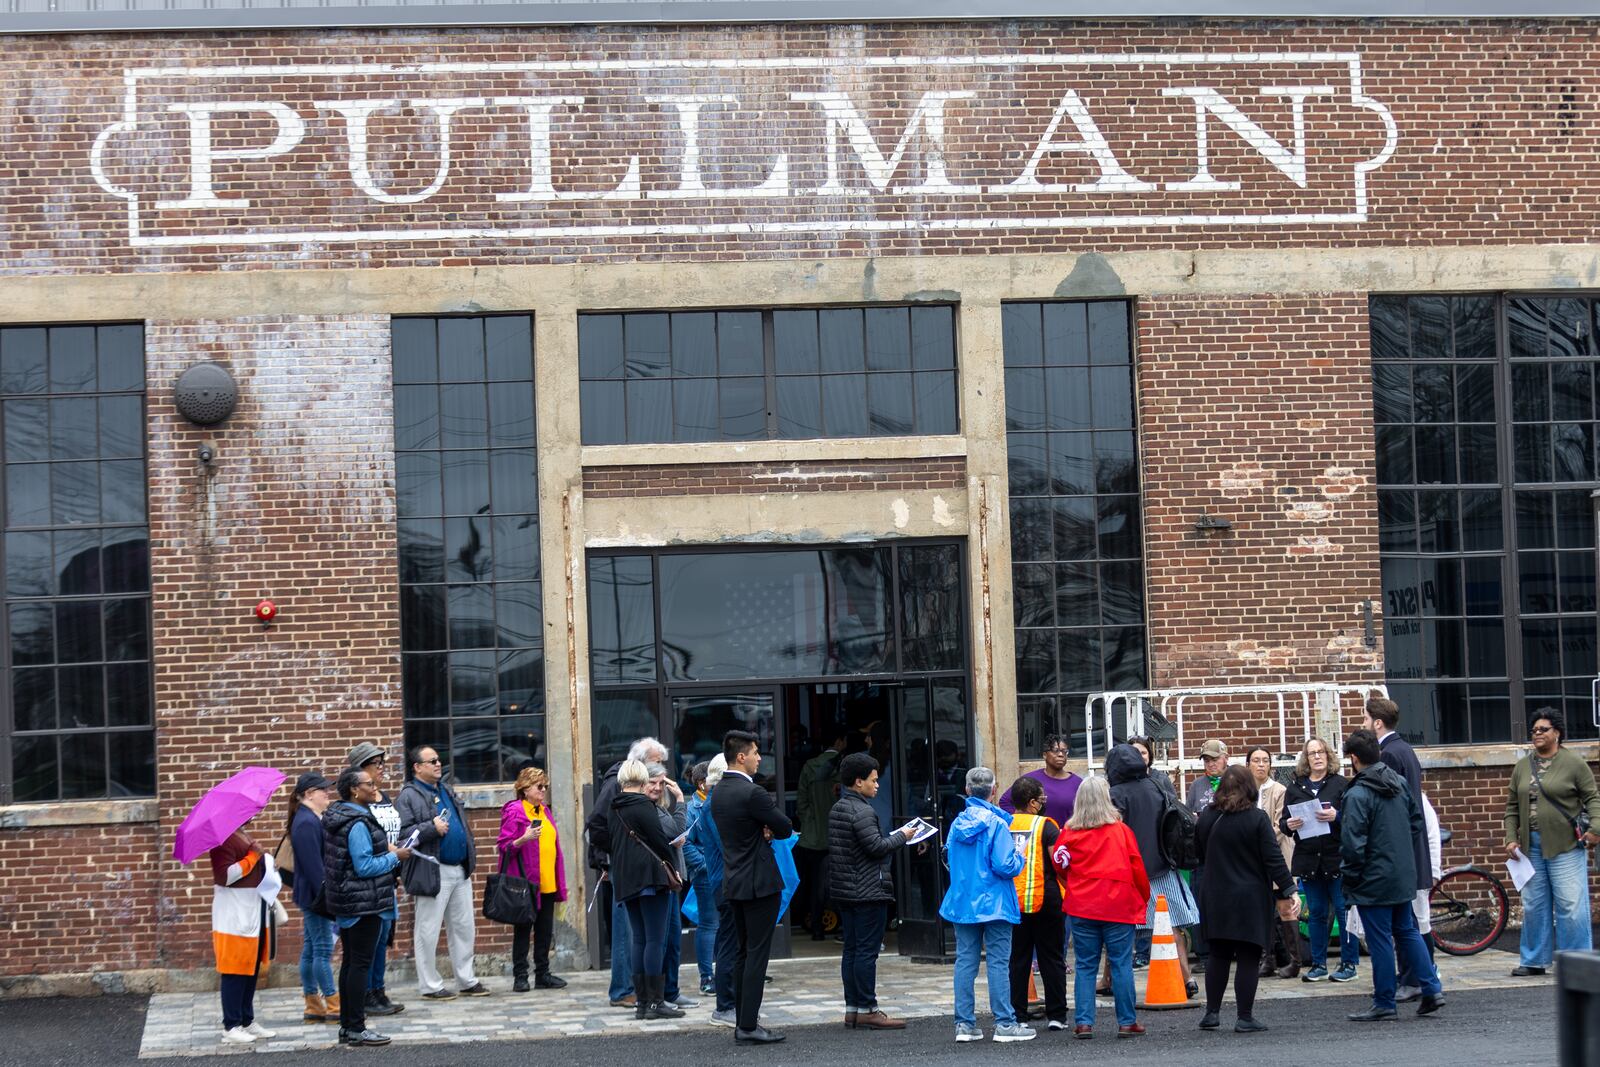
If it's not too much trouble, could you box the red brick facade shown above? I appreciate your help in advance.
[1,16,1598,985]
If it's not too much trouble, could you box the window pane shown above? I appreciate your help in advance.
[1551,362,1592,420]
[403,653,446,716]
[449,649,496,715]
[1410,297,1450,360]
[438,317,487,383]
[865,308,911,371]
[484,315,533,381]
[58,664,104,729]
[49,327,96,392]
[1369,296,1409,361]
[100,460,145,524]
[587,556,657,685]
[1005,367,1047,431]
[11,734,58,802]
[1013,563,1055,627]
[1087,302,1130,365]
[1009,499,1052,562]
[1415,425,1457,484]
[395,451,441,517]
[1454,296,1496,360]
[775,376,822,439]
[495,581,542,647]
[719,376,766,440]
[668,379,720,441]
[1515,491,1554,549]
[1095,431,1137,495]
[9,602,52,665]
[1559,551,1595,612]
[1412,364,1454,422]
[911,306,955,370]
[1054,562,1096,626]
[493,515,539,583]
[1375,425,1413,485]
[12,667,55,731]
[1522,618,1561,677]
[1553,423,1593,481]
[900,544,962,672]
[55,601,101,664]
[448,584,494,649]
[107,731,154,797]
[1102,626,1146,690]
[1045,368,1091,430]
[1379,490,1417,553]
[717,312,763,377]
[1056,629,1101,690]
[400,584,447,651]
[1512,363,1549,421]
[392,318,439,383]
[52,461,98,524]
[774,310,820,375]
[0,327,48,394]
[1047,433,1092,496]
[4,399,46,460]
[625,379,671,443]
[487,381,535,448]
[1456,363,1495,423]
[1097,495,1141,559]
[445,516,491,583]
[104,598,149,662]
[590,690,659,777]
[1464,557,1503,616]
[914,371,957,435]
[1001,303,1043,366]
[499,649,544,715]
[6,530,50,596]
[1042,303,1089,366]
[1052,497,1096,561]
[579,315,624,379]
[820,309,866,373]
[439,382,488,449]
[106,663,151,727]
[1090,366,1134,429]
[1101,560,1144,625]
[50,397,97,460]
[822,374,868,437]
[1007,435,1047,496]
[60,732,106,799]
[441,451,490,515]
[55,527,100,595]
[581,379,625,445]
[866,372,913,435]
[670,312,716,377]
[1418,490,1459,553]
[1466,620,1506,677]
[1015,629,1056,692]
[1373,364,1411,424]
[1459,424,1498,484]
[7,463,49,526]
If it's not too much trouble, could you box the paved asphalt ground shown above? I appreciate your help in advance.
[0,984,1559,1067]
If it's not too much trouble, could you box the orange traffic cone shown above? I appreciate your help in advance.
[1138,895,1198,1010]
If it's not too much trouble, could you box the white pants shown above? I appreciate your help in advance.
[414,863,478,993]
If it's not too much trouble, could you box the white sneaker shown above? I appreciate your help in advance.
[1047,1019,1070,1031]
[220,1027,256,1045]
[244,1021,277,1039]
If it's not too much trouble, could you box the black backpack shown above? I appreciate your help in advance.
[1156,790,1200,870]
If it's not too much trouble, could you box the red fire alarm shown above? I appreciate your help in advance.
[254,599,278,627]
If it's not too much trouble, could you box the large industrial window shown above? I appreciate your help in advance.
[578,306,958,444]
[1,323,152,803]
[393,315,544,783]
[1373,294,1598,744]
[1002,301,1147,757]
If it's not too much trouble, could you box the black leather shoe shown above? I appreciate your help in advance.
[1417,994,1445,1016]
[535,973,567,989]
[1198,1012,1220,1030]
[1234,1017,1269,1033]
[1347,1007,1398,1022]
[512,976,531,992]
[346,1028,392,1046]
[365,991,402,1017]
[735,1026,786,1044]
[1511,965,1546,977]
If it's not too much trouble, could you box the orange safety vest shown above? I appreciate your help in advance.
[1009,812,1064,914]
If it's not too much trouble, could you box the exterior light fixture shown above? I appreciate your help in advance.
[254,599,278,628]
[1193,513,1233,535]
[174,361,239,426]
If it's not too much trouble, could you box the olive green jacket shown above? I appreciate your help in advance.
[1502,747,1600,858]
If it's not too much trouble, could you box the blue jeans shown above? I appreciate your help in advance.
[1358,902,1440,1011]
[839,902,889,1011]
[608,883,634,1000]
[1071,916,1137,1027]
[625,892,674,977]
[1302,875,1358,968]
[662,890,682,1000]
[366,912,393,992]
[299,911,337,996]
[692,874,718,984]
[1519,829,1594,966]
[953,920,1015,1028]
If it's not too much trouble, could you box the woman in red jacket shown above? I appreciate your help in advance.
[1051,775,1149,1041]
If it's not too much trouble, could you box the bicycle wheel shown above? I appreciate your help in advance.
[1429,866,1509,955]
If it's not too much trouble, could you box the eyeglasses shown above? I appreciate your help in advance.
[417,757,442,765]
[1044,748,1068,756]
[1531,725,1555,735]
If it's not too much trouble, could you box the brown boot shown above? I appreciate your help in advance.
[844,1010,858,1028]
[855,1009,907,1030]
[321,995,340,1023]
[1275,922,1300,980]
[303,994,330,1022]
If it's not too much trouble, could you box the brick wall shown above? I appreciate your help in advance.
[0,21,1597,273]
[582,457,966,498]
[144,315,403,971]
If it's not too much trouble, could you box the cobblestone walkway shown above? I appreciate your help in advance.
[137,949,1551,1057]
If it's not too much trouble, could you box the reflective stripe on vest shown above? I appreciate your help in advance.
[1009,813,1060,913]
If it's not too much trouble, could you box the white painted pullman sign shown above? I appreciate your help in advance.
[90,52,1398,248]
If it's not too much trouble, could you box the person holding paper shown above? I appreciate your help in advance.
[826,751,914,1030]
[1502,708,1600,976]
[1280,737,1356,984]
[1340,730,1443,1022]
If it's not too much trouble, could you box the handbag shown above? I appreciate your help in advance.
[1532,757,1594,841]
[274,832,296,889]
[625,824,685,893]
[483,848,537,926]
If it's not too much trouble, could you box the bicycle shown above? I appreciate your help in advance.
[1427,828,1510,956]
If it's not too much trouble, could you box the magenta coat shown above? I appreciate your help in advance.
[496,798,569,906]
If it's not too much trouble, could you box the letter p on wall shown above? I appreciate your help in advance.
[155,101,306,210]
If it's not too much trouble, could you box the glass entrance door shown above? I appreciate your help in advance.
[891,678,972,960]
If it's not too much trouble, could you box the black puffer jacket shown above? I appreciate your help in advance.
[321,802,397,919]
[1106,745,1171,879]
[1279,773,1348,879]
[608,790,678,901]
[827,790,907,904]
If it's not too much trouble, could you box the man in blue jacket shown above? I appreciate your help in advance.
[939,766,1035,1044]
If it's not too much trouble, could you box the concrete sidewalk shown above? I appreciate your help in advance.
[137,948,1552,1058]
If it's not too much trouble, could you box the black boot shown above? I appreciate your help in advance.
[535,970,567,989]
[513,973,531,993]
[645,975,684,1020]
[633,974,649,1020]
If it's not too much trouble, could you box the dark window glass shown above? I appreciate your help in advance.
[1373,294,1600,743]
[395,315,541,782]
[587,555,657,685]
[1005,300,1145,756]
[0,323,150,803]
[579,307,957,443]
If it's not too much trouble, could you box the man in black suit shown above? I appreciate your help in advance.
[1364,696,1433,997]
[710,729,793,1045]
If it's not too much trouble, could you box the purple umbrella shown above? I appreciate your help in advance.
[173,766,287,865]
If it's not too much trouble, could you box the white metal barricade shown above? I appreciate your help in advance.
[1083,682,1390,790]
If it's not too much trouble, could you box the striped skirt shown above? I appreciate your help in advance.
[1142,868,1199,928]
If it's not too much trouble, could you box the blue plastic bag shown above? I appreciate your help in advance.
[681,835,800,928]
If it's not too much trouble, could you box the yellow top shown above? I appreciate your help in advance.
[523,800,559,894]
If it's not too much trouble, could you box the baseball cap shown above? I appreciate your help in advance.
[295,771,333,794]
[347,742,385,769]
[1199,740,1227,759]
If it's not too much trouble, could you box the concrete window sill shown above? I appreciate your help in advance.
[0,797,157,829]
[582,435,966,468]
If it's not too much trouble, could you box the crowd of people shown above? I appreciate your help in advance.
[198,695,1597,1048]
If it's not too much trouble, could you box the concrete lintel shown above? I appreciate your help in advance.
[452,782,515,809]
[582,487,967,548]
[582,435,965,468]
[0,798,157,829]
[7,244,1600,324]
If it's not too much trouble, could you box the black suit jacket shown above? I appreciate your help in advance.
[710,771,793,901]
[1379,732,1432,892]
